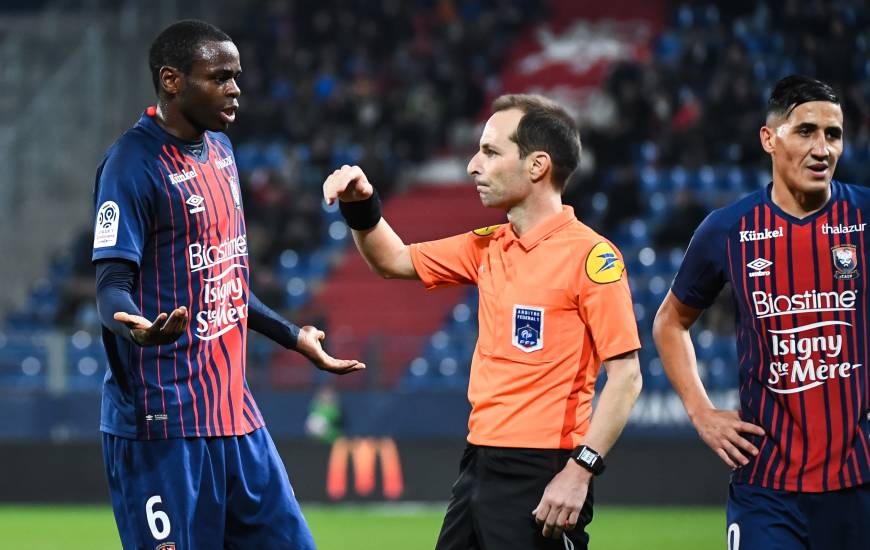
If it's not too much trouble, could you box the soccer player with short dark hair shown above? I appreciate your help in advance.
[654,75,869,549]
[92,19,363,549]
[324,94,643,549]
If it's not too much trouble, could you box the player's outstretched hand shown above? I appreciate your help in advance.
[114,307,189,347]
[295,325,366,375]
[532,462,591,540]
[323,165,374,206]
[691,407,765,469]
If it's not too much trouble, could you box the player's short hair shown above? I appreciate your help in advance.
[492,94,581,192]
[149,19,232,95]
[766,75,840,122]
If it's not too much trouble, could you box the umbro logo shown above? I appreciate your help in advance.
[747,257,772,278]
[186,195,205,214]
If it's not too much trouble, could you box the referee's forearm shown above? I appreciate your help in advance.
[582,352,642,456]
[350,219,418,280]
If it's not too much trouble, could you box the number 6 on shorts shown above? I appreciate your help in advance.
[146,495,172,540]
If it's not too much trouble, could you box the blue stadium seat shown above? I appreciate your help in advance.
[66,330,107,390]
[0,333,49,389]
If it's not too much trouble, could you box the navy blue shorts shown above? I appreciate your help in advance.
[103,428,315,550]
[726,482,869,550]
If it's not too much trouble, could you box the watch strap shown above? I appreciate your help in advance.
[571,445,605,475]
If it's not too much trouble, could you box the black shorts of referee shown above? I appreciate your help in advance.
[435,444,593,550]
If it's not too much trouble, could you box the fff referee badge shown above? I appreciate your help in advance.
[512,305,544,352]
[229,176,242,209]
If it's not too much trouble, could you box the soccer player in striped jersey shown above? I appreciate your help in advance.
[92,20,363,549]
[654,75,868,549]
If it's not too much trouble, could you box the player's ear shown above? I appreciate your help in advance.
[159,66,183,96]
[759,125,776,154]
[528,151,551,183]
[758,117,784,154]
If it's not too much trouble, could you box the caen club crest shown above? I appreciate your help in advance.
[512,305,544,352]
[831,244,859,280]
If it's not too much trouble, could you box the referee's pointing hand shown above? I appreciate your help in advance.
[323,165,373,205]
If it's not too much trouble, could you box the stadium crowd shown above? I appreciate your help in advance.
[5,0,870,393]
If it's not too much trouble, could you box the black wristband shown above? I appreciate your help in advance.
[571,445,606,476]
[339,190,382,231]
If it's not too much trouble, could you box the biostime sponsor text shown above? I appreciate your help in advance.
[188,235,248,272]
[751,289,857,318]
[188,235,249,340]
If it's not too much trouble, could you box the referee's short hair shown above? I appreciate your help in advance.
[149,19,233,95]
[492,94,581,192]
[766,75,840,123]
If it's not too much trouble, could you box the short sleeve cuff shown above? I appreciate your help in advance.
[92,249,142,266]
[597,336,641,362]
[670,285,714,310]
[409,243,438,290]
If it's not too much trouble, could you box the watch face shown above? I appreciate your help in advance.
[578,447,598,466]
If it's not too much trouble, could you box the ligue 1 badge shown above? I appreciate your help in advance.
[831,244,859,280]
[155,543,176,550]
[512,305,544,352]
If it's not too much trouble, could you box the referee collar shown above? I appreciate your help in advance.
[506,205,576,251]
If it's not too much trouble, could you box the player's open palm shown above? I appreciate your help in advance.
[692,408,765,469]
[323,165,373,205]
[296,325,366,375]
[114,306,189,346]
[532,464,590,540]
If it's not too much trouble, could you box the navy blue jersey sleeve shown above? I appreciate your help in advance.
[670,210,729,309]
[91,143,155,265]
[248,292,300,349]
[95,259,142,343]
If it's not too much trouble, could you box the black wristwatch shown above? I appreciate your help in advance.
[571,445,605,476]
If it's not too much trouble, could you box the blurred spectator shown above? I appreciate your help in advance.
[654,189,708,249]
[55,232,96,328]
[572,0,870,245]
[223,0,544,202]
[305,385,343,443]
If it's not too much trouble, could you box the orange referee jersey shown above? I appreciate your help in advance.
[409,206,640,449]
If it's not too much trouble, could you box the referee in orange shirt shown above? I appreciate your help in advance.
[323,94,642,549]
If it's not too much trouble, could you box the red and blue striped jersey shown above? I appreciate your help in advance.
[92,111,264,440]
[672,180,870,492]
